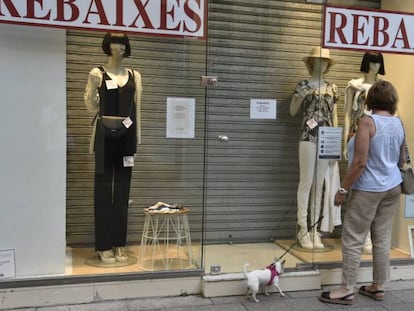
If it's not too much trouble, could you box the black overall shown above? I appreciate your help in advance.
[94,68,137,251]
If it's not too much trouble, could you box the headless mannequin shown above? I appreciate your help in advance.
[290,57,339,249]
[343,61,382,254]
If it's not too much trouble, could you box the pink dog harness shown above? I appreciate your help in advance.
[266,263,279,285]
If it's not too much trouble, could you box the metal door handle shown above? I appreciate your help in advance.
[218,135,229,142]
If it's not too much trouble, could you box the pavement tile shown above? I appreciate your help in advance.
[36,301,129,311]
[125,296,212,310]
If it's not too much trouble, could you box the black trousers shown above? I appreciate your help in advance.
[94,152,132,251]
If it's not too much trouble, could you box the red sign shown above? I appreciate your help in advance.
[323,5,414,55]
[0,0,207,39]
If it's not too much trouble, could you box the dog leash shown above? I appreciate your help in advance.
[277,216,324,260]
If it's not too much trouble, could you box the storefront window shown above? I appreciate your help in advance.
[1,0,414,286]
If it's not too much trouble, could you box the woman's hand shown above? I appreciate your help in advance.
[334,191,347,206]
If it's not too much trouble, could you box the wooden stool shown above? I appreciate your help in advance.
[139,208,193,270]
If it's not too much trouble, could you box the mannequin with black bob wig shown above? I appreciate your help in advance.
[84,31,142,265]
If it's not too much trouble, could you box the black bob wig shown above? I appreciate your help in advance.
[101,32,131,58]
[360,52,385,75]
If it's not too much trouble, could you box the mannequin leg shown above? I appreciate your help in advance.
[113,154,132,247]
[296,141,317,248]
[309,158,330,249]
[94,152,116,263]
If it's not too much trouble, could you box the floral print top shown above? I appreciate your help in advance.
[292,79,339,143]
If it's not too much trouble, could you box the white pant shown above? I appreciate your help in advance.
[296,141,330,230]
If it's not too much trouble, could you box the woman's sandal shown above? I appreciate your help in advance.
[319,291,354,305]
[359,286,385,301]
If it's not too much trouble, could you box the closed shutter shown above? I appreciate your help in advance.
[66,0,380,246]
[203,0,380,243]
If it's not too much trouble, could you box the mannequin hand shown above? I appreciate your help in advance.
[343,149,348,161]
[297,86,309,98]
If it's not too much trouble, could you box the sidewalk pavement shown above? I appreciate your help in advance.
[8,279,414,311]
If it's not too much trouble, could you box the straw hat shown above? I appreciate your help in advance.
[302,46,336,67]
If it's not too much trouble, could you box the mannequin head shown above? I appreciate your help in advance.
[360,52,385,75]
[302,46,336,75]
[365,80,398,114]
[102,32,131,58]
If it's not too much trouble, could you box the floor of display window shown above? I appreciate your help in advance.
[65,239,410,276]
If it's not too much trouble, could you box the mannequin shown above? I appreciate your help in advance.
[343,52,385,253]
[290,47,339,249]
[84,33,142,264]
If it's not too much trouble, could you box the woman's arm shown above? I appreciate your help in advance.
[334,115,374,205]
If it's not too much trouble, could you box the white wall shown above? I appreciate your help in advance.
[0,24,66,277]
[381,0,414,253]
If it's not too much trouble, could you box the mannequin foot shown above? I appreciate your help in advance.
[97,249,116,264]
[114,246,128,262]
[363,237,373,254]
[311,231,324,249]
[298,232,313,249]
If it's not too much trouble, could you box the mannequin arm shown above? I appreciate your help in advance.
[133,69,142,145]
[84,68,102,113]
[342,87,354,160]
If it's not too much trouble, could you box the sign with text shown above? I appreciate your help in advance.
[318,127,342,160]
[0,249,16,279]
[250,99,277,120]
[0,0,207,39]
[323,5,414,55]
[166,97,195,139]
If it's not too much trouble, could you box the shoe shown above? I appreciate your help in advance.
[97,250,116,264]
[319,291,354,305]
[311,231,324,249]
[298,232,313,249]
[114,247,128,262]
[359,286,384,301]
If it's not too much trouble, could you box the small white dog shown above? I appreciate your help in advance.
[243,258,285,302]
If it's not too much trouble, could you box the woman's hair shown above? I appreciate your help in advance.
[360,52,385,75]
[101,32,131,57]
[365,80,398,114]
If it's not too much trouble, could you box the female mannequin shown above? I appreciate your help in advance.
[84,33,142,264]
[343,52,385,159]
[290,47,339,249]
[343,52,385,253]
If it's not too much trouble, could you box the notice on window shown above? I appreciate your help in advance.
[318,127,342,160]
[166,97,195,139]
[0,249,16,279]
[405,194,414,218]
[250,99,277,119]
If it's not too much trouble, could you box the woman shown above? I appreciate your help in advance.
[84,32,142,264]
[290,46,339,249]
[319,80,405,305]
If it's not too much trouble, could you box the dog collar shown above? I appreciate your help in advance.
[266,263,279,285]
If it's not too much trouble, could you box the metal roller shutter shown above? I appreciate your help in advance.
[66,0,380,246]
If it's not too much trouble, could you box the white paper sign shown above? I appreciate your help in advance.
[250,99,277,119]
[405,194,414,218]
[166,98,195,139]
[318,127,343,160]
[0,249,16,279]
